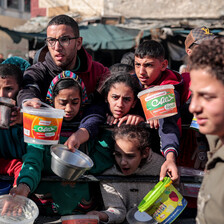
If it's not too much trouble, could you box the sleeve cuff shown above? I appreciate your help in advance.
[162,147,178,158]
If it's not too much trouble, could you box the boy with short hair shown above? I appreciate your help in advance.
[188,37,224,224]
[135,40,190,181]
[0,64,26,186]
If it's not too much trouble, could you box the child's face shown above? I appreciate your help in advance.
[107,83,136,119]
[0,76,20,100]
[54,87,81,121]
[135,56,167,88]
[114,137,148,176]
[189,68,224,139]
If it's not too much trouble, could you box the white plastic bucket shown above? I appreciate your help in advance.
[21,99,65,145]
[0,195,39,224]
[138,84,177,121]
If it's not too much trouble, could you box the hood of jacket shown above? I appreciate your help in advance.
[157,68,190,105]
[158,69,183,87]
[44,47,94,75]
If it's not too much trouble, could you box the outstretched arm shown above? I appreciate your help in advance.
[160,152,179,182]
[64,128,89,152]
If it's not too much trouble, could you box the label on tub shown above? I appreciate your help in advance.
[23,113,63,141]
[139,88,177,120]
[146,90,176,111]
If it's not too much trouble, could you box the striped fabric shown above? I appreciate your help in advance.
[46,70,88,106]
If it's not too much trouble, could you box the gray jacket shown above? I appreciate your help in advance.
[100,151,165,223]
[196,135,224,224]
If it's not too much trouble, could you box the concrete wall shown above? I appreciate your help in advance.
[38,0,224,19]
[68,0,104,17]
[0,16,28,59]
[31,0,46,17]
[104,0,224,18]
[39,0,69,8]
[39,0,104,17]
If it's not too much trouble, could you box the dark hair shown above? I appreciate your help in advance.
[120,52,135,67]
[52,78,82,104]
[135,40,165,61]
[47,14,79,37]
[0,64,23,88]
[98,72,141,100]
[189,37,224,85]
[109,63,134,74]
[113,124,152,154]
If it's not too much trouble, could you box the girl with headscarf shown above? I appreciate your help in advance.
[9,71,112,215]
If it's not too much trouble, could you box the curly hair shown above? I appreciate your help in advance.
[113,124,152,155]
[188,37,224,85]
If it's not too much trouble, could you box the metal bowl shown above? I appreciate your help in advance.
[50,144,94,181]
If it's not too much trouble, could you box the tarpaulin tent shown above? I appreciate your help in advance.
[0,23,150,51]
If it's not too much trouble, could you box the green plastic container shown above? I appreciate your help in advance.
[138,177,187,224]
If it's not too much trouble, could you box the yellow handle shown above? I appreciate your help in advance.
[165,179,173,188]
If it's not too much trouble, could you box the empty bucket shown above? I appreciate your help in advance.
[138,85,177,121]
[138,177,187,224]
[0,195,39,224]
[0,97,15,129]
[21,99,65,145]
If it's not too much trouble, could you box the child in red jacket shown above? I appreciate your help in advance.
[135,40,191,182]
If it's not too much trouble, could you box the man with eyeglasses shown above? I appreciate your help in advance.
[17,14,109,107]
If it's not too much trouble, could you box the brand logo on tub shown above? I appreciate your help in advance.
[39,120,51,125]
[152,95,174,107]
[146,94,175,110]
[145,91,167,101]
[33,125,57,133]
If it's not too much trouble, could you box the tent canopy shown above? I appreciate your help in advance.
[0,23,150,51]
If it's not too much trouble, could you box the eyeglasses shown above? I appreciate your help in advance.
[45,36,79,47]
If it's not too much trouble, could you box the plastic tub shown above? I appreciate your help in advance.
[61,215,99,224]
[21,99,65,145]
[137,85,177,121]
[138,177,187,224]
[0,97,15,129]
[0,182,11,195]
[0,195,39,224]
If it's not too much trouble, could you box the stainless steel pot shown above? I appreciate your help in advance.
[50,144,93,181]
[0,97,15,129]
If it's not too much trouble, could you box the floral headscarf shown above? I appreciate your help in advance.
[46,70,88,106]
